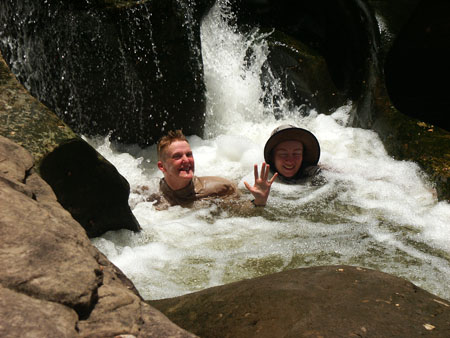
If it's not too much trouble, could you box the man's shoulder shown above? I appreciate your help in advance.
[194,176,238,198]
[196,175,235,185]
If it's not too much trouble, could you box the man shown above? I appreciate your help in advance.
[149,130,276,210]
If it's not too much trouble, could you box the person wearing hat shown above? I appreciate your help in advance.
[263,124,321,183]
[243,124,321,206]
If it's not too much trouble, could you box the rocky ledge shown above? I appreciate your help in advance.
[0,135,195,337]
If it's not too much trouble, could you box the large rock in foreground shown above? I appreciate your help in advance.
[0,135,196,337]
[151,265,450,337]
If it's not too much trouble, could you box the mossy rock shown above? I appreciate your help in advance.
[0,51,140,237]
[372,88,450,202]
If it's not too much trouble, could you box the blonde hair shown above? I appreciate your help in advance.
[157,130,188,160]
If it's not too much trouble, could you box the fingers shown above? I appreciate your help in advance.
[263,162,271,181]
[269,171,278,184]
[252,162,275,184]
[260,162,266,180]
[244,181,251,191]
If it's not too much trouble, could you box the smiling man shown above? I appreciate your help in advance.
[148,130,276,210]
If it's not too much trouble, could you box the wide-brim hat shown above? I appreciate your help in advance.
[264,124,320,166]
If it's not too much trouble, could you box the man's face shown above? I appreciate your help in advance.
[158,140,195,190]
[273,140,303,178]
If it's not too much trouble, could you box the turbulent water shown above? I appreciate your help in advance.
[88,2,450,301]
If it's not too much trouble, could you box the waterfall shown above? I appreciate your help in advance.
[88,1,450,301]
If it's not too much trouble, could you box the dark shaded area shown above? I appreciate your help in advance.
[231,0,371,101]
[261,31,345,116]
[40,139,141,237]
[385,0,450,132]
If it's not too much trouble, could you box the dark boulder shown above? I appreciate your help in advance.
[261,30,346,117]
[371,92,450,202]
[384,0,450,132]
[230,0,382,107]
[0,0,208,146]
[39,138,141,238]
[151,265,450,337]
[0,51,140,237]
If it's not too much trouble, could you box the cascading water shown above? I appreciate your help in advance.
[88,1,450,301]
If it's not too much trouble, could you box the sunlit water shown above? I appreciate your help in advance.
[88,1,450,301]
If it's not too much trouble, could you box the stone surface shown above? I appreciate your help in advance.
[0,137,101,314]
[0,135,197,337]
[0,286,79,338]
[262,30,345,116]
[39,138,141,238]
[151,265,450,338]
[0,51,141,237]
[384,0,450,131]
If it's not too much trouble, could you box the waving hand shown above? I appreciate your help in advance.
[244,162,278,206]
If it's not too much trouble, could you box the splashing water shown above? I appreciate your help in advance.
[88,1,450,301]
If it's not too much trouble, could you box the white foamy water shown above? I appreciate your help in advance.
[88,1,450,301]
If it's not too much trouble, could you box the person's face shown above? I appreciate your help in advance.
[158,140,195,190]
[273,140,304,178]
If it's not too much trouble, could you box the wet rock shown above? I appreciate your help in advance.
[261,30,346,116]
[0,52,140,237]
[371,93,450,202]
[150,265,450,338]
[0,135,197,337]
[39,139,141,238]
[231,0,379,104]
[0,136,102,314]
[384,0,450,131]
[0,0,207,146]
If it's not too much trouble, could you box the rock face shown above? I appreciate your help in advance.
[39,138,141,238]
[261,30,345,117]
[0,51,141,237]
[151,265,450,338]
[0,0,209,146]
[0,135,197,337]
[384,0,450,131]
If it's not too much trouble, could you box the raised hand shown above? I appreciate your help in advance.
[244,162,278,206]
